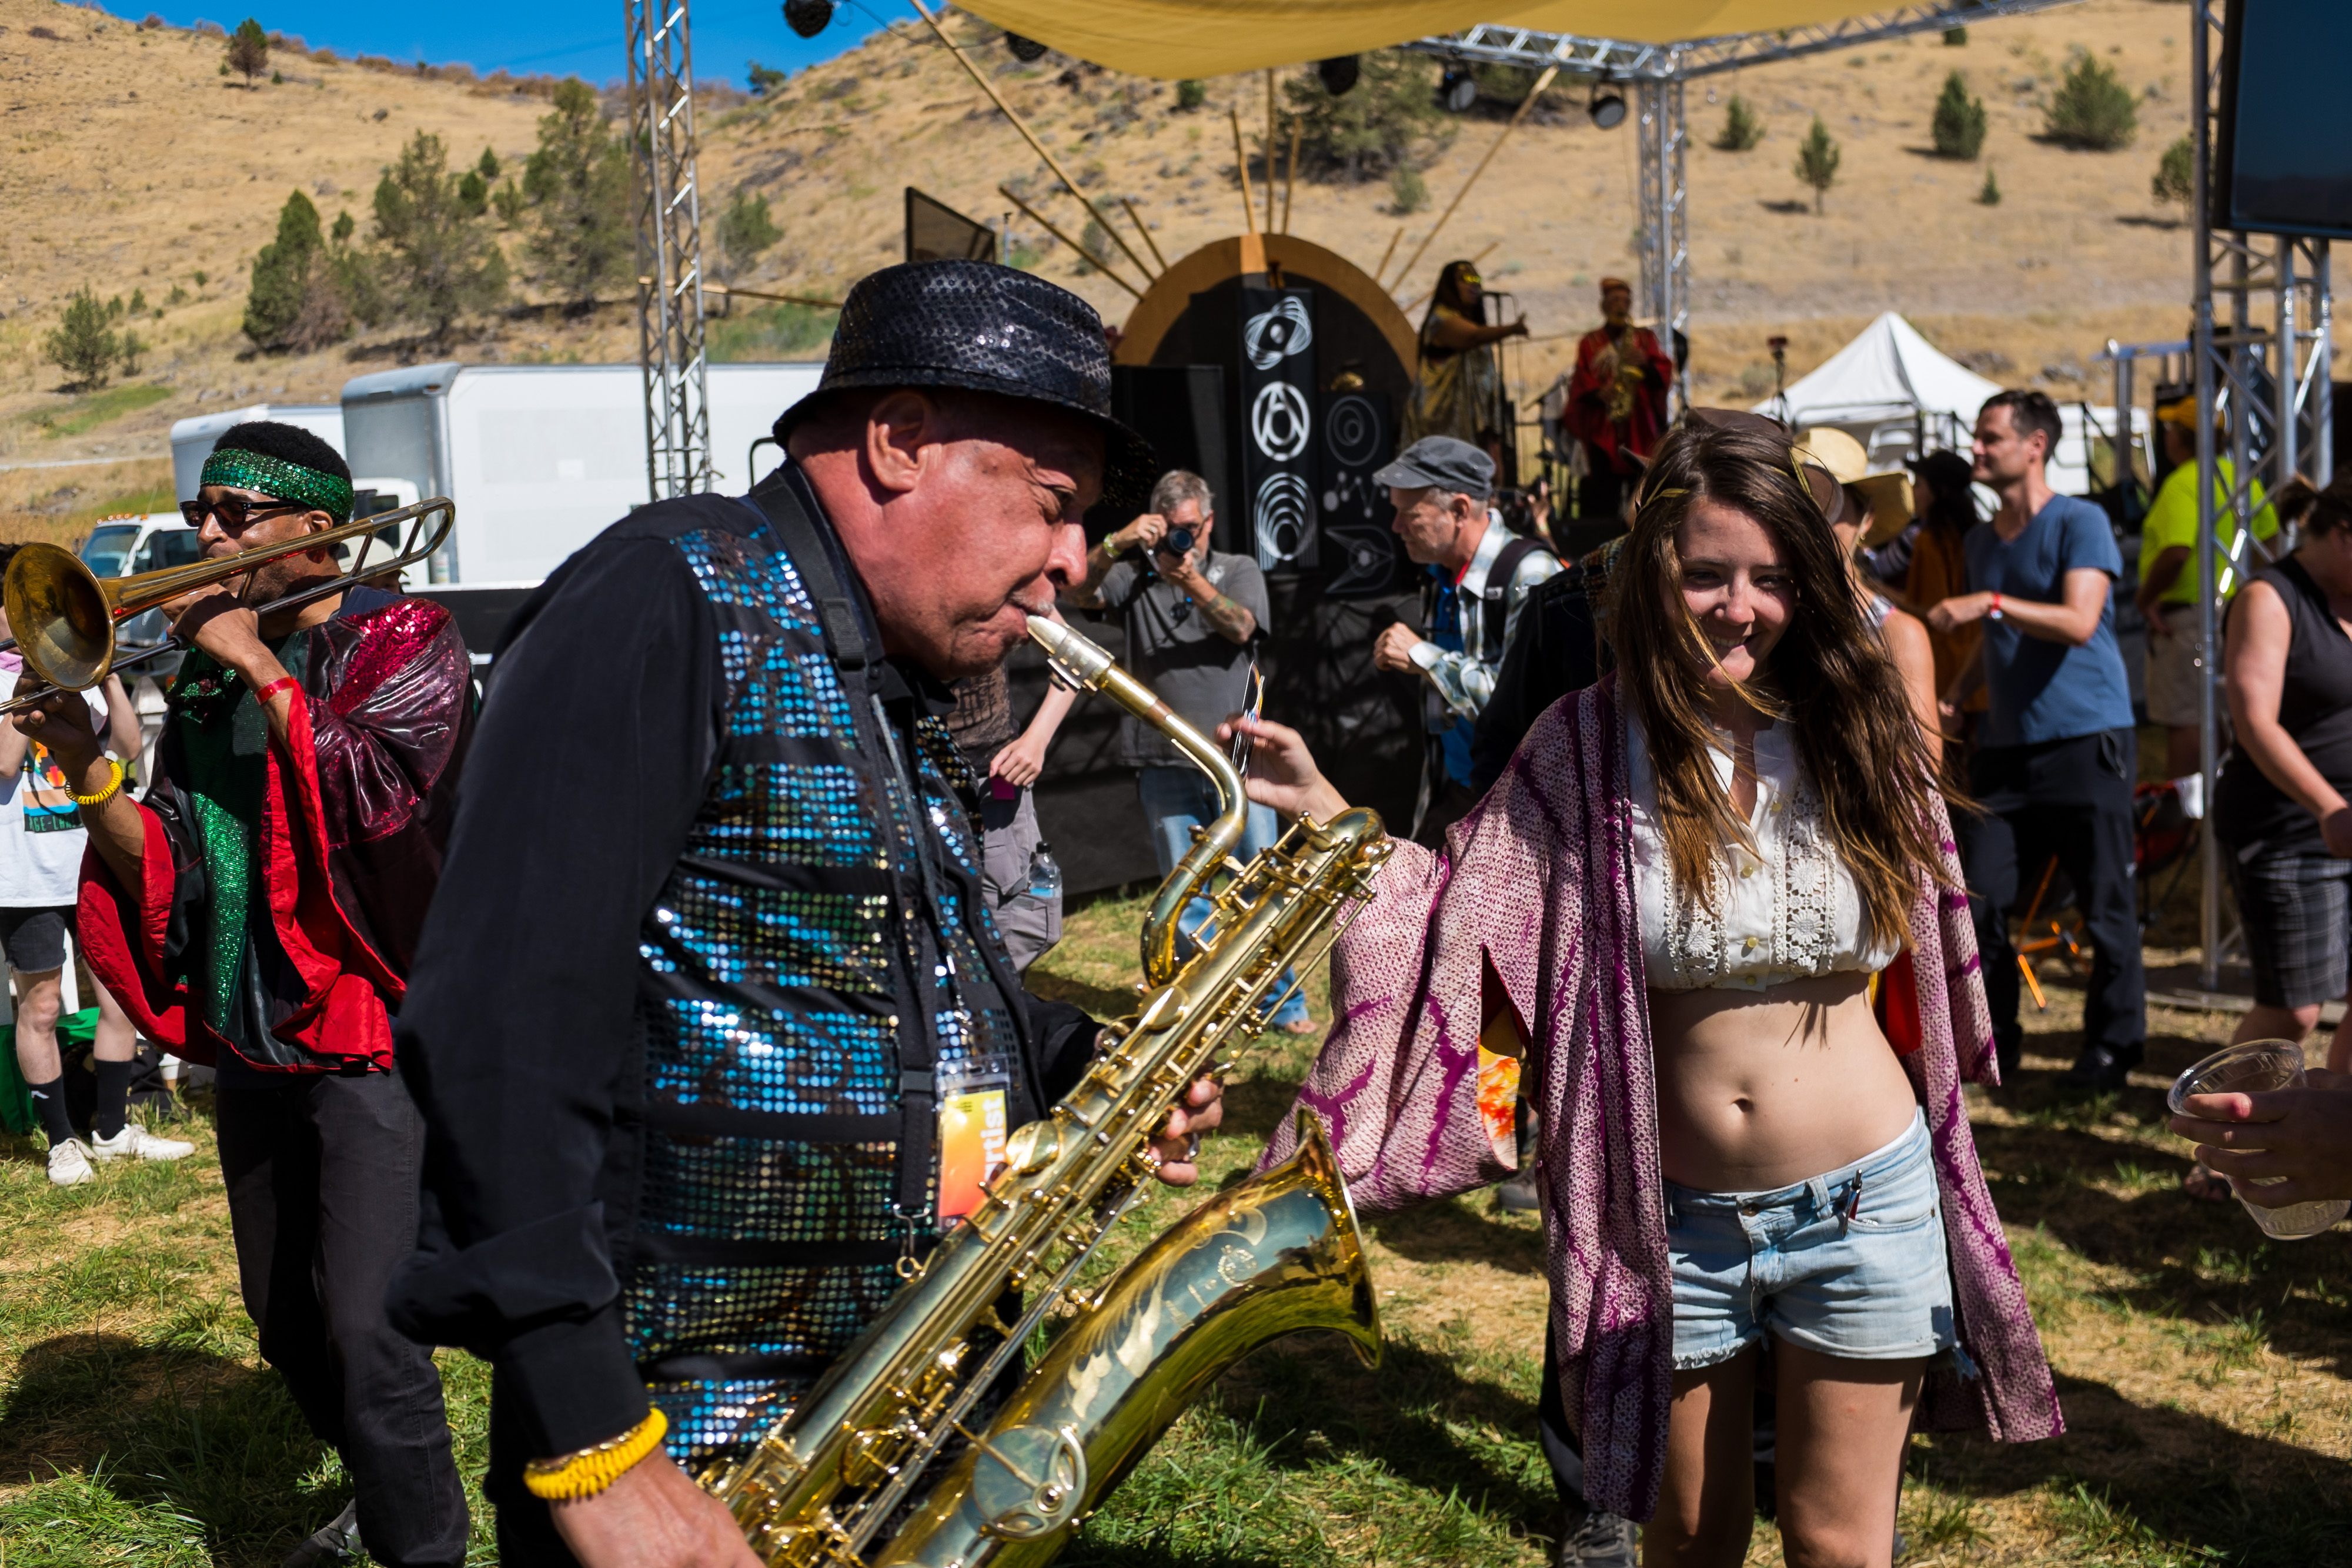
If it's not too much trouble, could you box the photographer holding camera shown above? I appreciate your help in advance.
[1065,469,1313,1034]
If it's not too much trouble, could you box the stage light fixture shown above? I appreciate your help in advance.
[1438,67,1477,113]
[1317,55,1359,96]
[1004,31,1048,62]
[1588,82,1628,129]
[782,0,833,38]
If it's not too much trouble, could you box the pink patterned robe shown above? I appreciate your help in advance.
[1261,678,2062,1521]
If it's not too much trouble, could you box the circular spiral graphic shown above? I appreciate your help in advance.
[1250,382,1311,462]
[1254,472,1314,564]
[1242,296,1314,370]
[1323,393,1381,469]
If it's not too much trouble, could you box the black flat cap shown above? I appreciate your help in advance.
[1373,435,1495,499]
[776,259,1157,518]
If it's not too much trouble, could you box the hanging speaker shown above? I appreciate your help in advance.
[1317,55,1359,97]
[781,0,832,39]
[1004,32,1049,62]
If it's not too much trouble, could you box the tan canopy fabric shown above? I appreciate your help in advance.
[956,1,1876,80]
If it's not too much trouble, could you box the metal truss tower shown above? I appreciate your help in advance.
[626,0,713,500]
[2191,1,2334,986]
[1634,78,1687,414]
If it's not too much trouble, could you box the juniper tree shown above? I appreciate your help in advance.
[1931,71,1986,159]
[2046,51,2137,149]
[2152,134,2192,211]
[243,188,325,348]
[1794,116,1840,214]
[1714,93,1763,152]
[716,187,781,286]
[225,17,267,85]
[42,289,125,388]
[370,130,508,341]
[523,79,633,309]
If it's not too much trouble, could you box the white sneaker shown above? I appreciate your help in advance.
[90,1124,195,1162]
[48,1139,95,1186]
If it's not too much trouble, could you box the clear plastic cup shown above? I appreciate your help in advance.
[2167,1039,2351,1241]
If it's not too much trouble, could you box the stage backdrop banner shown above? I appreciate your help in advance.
[1238,286,1319,575]
[1318,388,1406,599]
[957,1,1891,81]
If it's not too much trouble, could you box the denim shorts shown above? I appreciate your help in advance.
[1666,1110,1957,1370]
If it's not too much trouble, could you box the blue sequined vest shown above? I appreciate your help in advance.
[620,479,1035,1466]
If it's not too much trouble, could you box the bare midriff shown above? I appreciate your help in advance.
[1648,971,1920,1193]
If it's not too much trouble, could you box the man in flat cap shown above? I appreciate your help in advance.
[1565,276,1674,523]
[1369,435,1561,845]
[389,262,1223,1567]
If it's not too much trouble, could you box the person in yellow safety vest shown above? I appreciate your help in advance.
[2134,394,2280,787]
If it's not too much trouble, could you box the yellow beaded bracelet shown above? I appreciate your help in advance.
[70,758,125,810]
[522,1408,668,1501]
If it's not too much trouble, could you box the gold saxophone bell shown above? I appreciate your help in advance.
[0,498,454,711]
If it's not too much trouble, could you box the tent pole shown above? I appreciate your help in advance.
[1230,105,1259,238]
[1389,65,1558,300]
[911,0,1158,283]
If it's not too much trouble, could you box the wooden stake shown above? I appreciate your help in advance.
[706,283,843,310]
[911,0,1157,281]
[1280,121,1301,234]
[1264,68,1277,235]
[1120,196,1167,273]
[1390,65,1558,301]
[998,185,1144,299]
[1373,225,1404,288]
[1230,105,1259,238]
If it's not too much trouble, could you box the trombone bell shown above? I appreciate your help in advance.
[3,543,115,693]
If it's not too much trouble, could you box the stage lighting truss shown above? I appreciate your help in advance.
[626,0,712,501]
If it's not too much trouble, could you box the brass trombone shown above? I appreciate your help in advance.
[0,497,453,716]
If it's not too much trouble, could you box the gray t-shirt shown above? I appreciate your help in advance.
[1100,549,1269,768]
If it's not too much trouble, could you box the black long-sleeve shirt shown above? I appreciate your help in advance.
[387,493,1100,1459]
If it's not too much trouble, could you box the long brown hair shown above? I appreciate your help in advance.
[1608,419,1949,945]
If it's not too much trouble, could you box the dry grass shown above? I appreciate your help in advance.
[2,0,2229,496]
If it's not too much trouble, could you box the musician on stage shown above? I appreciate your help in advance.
[1565,277,1675,523]
[18,419,476,1568]
[387,262,1221,1568]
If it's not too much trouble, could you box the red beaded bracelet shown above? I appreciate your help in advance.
[253,676,299,704]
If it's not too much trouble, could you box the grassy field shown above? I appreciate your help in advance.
[4,887,2350,1566]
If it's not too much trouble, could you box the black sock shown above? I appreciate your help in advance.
[94,1058,135,1141]
[25,1075,75,1149]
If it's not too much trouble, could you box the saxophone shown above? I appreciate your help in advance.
[701,614,1391,1567]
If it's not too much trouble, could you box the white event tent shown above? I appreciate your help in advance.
[1753,312,2144,500]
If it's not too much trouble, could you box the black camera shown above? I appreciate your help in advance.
[1154,525,1195,559]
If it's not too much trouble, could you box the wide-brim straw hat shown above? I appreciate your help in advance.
[1795,426,1914,547]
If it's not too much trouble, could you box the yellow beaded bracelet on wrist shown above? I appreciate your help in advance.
[522,1407,667,1501]
[70,758,125,810]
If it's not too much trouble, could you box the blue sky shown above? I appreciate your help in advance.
[152,0,891,92]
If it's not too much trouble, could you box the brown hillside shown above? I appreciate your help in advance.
[4,0,2207,513]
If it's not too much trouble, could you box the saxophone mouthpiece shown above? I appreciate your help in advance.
[1027,614,1114,691]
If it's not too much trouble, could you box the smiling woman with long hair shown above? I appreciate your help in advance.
[1235,415,2059,1566]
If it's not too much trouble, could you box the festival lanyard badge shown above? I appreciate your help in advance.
[935,1052,1015,1227]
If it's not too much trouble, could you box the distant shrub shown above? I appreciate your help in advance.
[1931,71,1986,159]
[44,289,130,388]
[456,168,489,218]
[1943,26,1966,46]
[1389,163,1427,213]
[2152,133,2192,208]
[747,60,787,97]
[2045,52,2136,149]
[1793,116,1840,213]
[310,46,337,63]
[1714,93,1763,152]
[716,187,781,284]
[708,301,837,362]
[370,130,509,339]
[523,79,633,307]
[28,24,63,39]
[1175,79,1205,111]
[140,12,163,28]
[194,19,226,38]
[225,16,268,85]
[1979,166,2002,206]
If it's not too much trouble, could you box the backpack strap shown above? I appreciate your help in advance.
[1478,537,1552,659]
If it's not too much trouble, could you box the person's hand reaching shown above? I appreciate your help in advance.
[2168,1067,2352,1207]
[989,731,1050,790]
[1217,715,1349,824]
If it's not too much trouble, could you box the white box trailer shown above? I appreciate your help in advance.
[339,362,826,588]
[171,404,347,502]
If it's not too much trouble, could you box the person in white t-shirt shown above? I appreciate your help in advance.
[0,547,186,1185]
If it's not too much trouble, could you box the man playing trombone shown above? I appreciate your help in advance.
[18,420,475,1568]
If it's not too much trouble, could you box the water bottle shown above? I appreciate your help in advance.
[1026,841,1062,902]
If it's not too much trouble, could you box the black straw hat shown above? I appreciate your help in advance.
[776,259,1157,518]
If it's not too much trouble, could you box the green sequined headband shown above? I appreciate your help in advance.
[198,448,353,523]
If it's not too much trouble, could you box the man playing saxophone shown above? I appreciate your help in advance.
[387,262,1222,1567]
[18,419,477,1568]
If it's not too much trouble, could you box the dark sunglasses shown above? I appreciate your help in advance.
[181,496,307,530]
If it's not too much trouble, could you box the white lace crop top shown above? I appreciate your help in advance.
[1628,717,1902,992]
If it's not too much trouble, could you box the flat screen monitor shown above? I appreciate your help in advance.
[2215,0,2352,240]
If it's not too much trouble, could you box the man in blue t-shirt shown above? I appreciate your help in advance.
[1930,389,2145,1091]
